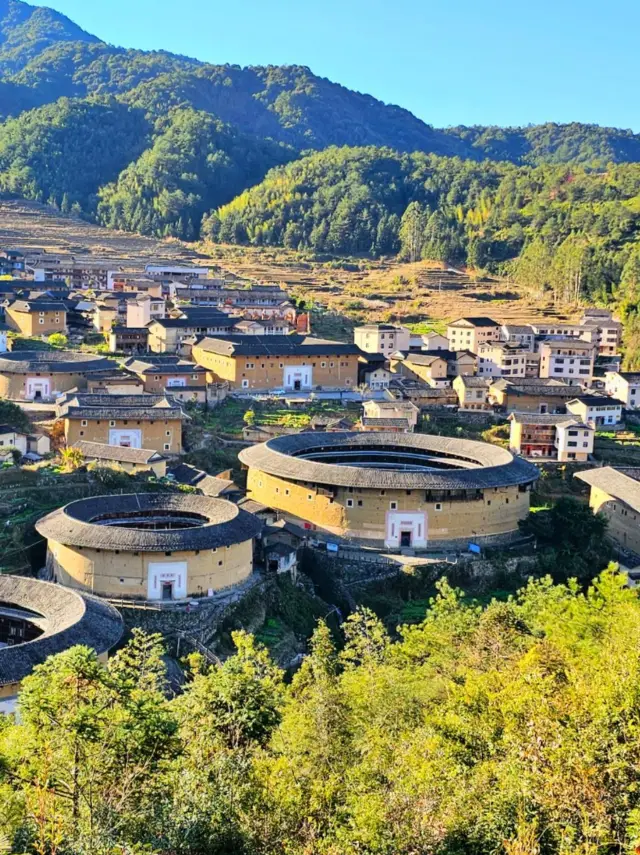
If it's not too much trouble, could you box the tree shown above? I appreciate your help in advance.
[398,201,427,262]
[47,333,68,348]
[59,447,84,472]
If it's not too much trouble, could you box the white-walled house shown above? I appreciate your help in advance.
[566,395,624,428]
[605,371,640,409]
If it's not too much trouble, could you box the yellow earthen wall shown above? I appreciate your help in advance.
[47,538,254,598]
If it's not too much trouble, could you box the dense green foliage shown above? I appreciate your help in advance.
[0,96,150,211]
[208,146,640,304]
[3,570,640,853]
[97,108,293,240]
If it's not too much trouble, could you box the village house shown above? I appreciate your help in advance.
[360,400,420,433]
[509,413,594,462]
[108,326,149,354]
[123,355,207,403]
[389,383,459,409]
[477,341,528,378]
[0,425,30,457]
[531,322,582,339]
[566,395,624,429]
[576,467,640,556]
[86,371,145,395]
[191,335,361,391]
[579,309,623,356]
[0,351,117,401]
[488,378,578,414]
[604,371,640,409]
[57,393,188,454]
[167,462,237,497]
[93,302,118,333]
[453,375,492,410]
[232,319,293,336]
[147,312,237,353]
[145,263,210,281]
[447,317,501,354]
[72,441,167,476]
[6,298,67,336]
[538,339,596,384]
[354,324,411,356]
[390,352,450,387]
[126,294,166,328]
[501,324,535,351]
[409,331,450,351]
[358,354,393,390]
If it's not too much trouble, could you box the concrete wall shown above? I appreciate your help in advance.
[245,468,530,547]
[47,538,254,599]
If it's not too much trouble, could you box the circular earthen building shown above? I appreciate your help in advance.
[36,494,263,601]
[0,350,118,401]
[239,432,539,549]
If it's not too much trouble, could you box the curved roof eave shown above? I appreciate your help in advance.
[238,431,539,490]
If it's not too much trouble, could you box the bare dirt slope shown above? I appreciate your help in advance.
[0,200,577,330]
[0,200,207,263]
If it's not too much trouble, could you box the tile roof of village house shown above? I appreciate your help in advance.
[449,317,501,327]
[57,393,189,421]
[576,467,640,514]
[194,335,361,357]
[72,441,165,465]
[8,299,68,313]
[0,351,118,374]
[124,356,204,375]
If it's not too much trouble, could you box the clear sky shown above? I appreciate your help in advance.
[42,0,640,131]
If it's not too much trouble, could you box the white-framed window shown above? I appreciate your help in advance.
[164,443,170,451]
[109,420,116,426]
[435,503,443,511]
[39,318,44,324]
[321,361,326,368]
[246,362,255,369]
[346,499,354,508]
[307,494,313,501]
[166,431,171,436]
[390,501,398,510]
[241,379,249,388]
[81,420,87,426]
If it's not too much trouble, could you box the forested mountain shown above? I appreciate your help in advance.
[1,0,640,333]
[207,145,640,312]
[97,108,294,240]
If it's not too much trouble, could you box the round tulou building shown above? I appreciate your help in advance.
[36,494,263,601]
[0,350,118,401]
[0,575,123,712]
[239,432,539,550]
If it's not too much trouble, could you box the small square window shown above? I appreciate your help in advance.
[346,498,354,508]
[390,501,398,510]
[307,494,313,501]
[164,443,170,450]
[110,420,115,427]
[357,499,363,507]
[81,419,87,426]
[166,431,171,436]
[435,503,442,511]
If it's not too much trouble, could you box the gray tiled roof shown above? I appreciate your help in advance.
[509,413,591,427]
[361,418,410,427]
[73,441,165,465]
[0,351,118,374]
[239,431,539,491]
[36,493,263,552]
[0,576,123,687]
[576,467,640,513]
[58,393,188,421]
[195,335,361,357]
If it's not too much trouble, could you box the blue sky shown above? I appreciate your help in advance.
[44,0,640,131]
